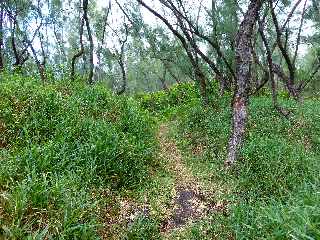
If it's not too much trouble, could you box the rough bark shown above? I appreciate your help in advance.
[225,0,263,166]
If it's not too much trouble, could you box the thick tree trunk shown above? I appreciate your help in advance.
[225,0,263,166]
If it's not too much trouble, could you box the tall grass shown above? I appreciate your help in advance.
[0,74,157,238]
[174,90,320,239]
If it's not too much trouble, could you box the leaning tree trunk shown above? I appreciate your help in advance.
[225,0,263,166]
[28,41,47,82]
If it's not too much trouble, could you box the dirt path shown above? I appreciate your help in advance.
[157,123,218,232]
[100,123,223,239]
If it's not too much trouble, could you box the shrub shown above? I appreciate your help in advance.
[136,82,200,114]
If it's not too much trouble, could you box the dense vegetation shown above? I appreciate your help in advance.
[0,0,320,239]
[0,74,319,239]
[0,74,158,238]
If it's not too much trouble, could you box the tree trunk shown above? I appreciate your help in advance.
[0,8,4,71]
[70,18,84,81]
[83,0,94,84]
[28,41,46,82]
[116,25,128,95]
[163,61,181,84]
[159,69,169,91]
[116,57,127,95]
[195,68,209,106]
[137,0,208,104]
[225,0,263,166]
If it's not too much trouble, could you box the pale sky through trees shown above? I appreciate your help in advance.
[29,0,315,64]
[94,0,315,56]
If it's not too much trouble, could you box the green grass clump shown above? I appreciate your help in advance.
[174,95,320,239]
[125,216,161,240]
[0,74,157,238]
[136,82,200,117]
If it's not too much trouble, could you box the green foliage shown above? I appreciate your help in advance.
[125,216,161,240]
[175,94,320,239]
[136,82,200,117]
[0,74,157,238]
[230,180,320,239]
[1,72,319,239]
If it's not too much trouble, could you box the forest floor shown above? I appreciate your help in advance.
[1,79,318,239]
[100,122,229,239]
[157,123,222,233]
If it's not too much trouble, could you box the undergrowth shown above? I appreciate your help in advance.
[0,74,158,239]
[173,92,320,239]
[1,73,319,239]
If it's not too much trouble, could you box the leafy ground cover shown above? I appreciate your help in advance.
[0,75,319,239]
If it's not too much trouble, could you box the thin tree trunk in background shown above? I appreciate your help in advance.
[28,41,46,82]
[117,57,127,95]
[269,0,298,99]
[293,0,308,66]
[83,0,94,84]
[259,19,278,108]
[53,25,67,63]
[225,0,263,166]
[0,8,4,71]
[70,18,84,81]
[159,69,169,91]
[11,19,28,69]
[97,2,111,66]
[162,61,181,84]
[116,26,128,95]
[195,68,209,106]
[259,19,291,118]
[137,0,209,105]
[168,69,181,84]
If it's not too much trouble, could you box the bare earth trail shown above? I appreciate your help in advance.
[100,122,225,239]
[157,123,222,233]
